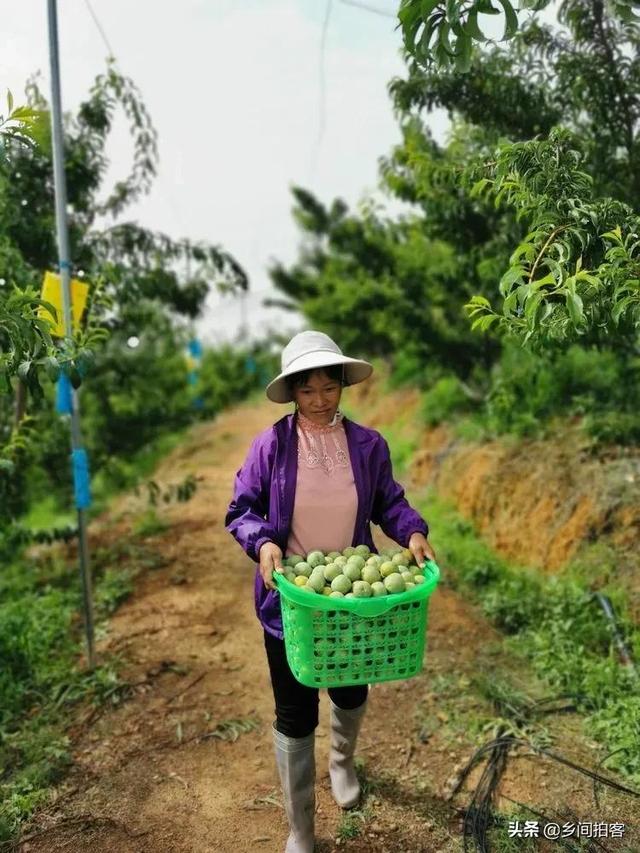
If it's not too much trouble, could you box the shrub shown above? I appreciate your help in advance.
[421,376,471,426]
[483,344,640,443]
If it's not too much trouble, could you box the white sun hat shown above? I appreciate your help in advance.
[266,330,373,403]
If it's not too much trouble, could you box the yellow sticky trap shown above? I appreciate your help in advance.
[38,270,89,337]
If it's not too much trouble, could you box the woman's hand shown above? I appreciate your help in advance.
[259,541,284,590]
[408,532,437,568]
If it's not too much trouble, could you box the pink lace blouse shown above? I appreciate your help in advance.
[286,410,358,557]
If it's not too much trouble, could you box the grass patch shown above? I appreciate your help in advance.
[202,717,260,744]
[419,489,640,786]
[382,426,417,475]
[336,810,366,840]
[334,760,374,841]
[415,668,556,761]
[485,812,540,852]
[131,508,169,538]
[89,427,189,516]
[415,671,493,747]
[17,426,190,532]
[20,494,75,533]
[0,535,165,843]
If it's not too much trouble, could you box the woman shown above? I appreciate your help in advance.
[225,330,435,853]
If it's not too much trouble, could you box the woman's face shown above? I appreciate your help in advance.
[293,369,342,425]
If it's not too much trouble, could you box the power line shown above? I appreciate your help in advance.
[310,0,333,178]
[339,0,396,18]
[82,0,188,238]
[83,0,115,57]
[318,0,333,147]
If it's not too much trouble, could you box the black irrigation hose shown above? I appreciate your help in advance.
[593,747,634,811]
[529,693,581,714]
[593,592,638,678]
[452,734,640,853]
[456,591,638,851]
[538,744,640,799]
[453,735,640,800]
[461,725,510,853]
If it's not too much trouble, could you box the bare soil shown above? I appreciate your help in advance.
[16,398,640,853]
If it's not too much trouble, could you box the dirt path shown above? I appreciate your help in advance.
[20,400,639,853]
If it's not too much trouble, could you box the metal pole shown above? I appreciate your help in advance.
[47,0,96,668]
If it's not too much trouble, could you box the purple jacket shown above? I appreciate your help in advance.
[225,412,428,639]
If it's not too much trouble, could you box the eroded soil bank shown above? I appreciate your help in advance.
[349,376,640,616]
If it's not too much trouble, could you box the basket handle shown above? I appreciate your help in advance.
[423,559,440,580]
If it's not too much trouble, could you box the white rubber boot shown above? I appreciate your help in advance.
[328,699,367,808]
[272,725,315,853]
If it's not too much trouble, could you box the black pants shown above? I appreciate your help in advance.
[264,631,368,738]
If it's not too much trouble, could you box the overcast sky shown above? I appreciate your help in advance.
[1,0,451,345]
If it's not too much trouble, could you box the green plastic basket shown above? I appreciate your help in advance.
[274,560,440,688]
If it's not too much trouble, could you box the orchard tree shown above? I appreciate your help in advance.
[268,187,499,386]
[0,64,247,522]
[0,94,74,397]
[2,64,246,339]
[395,0,640,347]
[397,0,640,73]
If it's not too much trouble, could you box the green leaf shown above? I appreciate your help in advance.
[399,0,422,27]
[446,0,460,25]
[476,0,501,15]
[435,42,451,67]
[464,9,487,41]
[499,265,525,296]
[615,2,640,23]
[566,290,584,326]
[420,0,440,16]
[612,296,636,325]
[471,314,499,332]
[38,299,58,321]
[470,177,492,197]
[601,226,623,244]
[438,19,455,55]
[510,242,536,263]
[470,295,491,307]
[524,291,543,322]
[530,273,555,290]
[503,291,518,315]
[540,302,555,324]
[515,283,529,306]
[76,349,94,378]
[455,32,473,72]
[540,258,564,283]
[44,356,61,382]
[574,271,601,288]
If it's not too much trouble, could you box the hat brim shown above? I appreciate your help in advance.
[265,353,373,403]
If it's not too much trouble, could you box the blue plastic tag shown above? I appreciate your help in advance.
[56,374,73,414]
[188,338,203,359]
[71,448,92,509]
